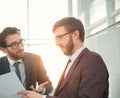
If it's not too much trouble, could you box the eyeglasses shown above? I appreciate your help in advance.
[6,39,25,49]
[55,31,72,41]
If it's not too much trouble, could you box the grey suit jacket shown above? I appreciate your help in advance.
[47,48,109,98]
[0,52,53,94]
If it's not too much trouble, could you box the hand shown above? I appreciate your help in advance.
[17,90,43,98]
[30,81,49,93]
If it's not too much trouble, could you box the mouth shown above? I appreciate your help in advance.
[17,50,24,56]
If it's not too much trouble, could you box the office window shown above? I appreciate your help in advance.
[114,0,120,10]
[114,0,120,22]
[90,0,106,25]
[0,0,28,38]
[27,0,69,88]
[72,0,77,17]
[115,13,120,22]
[90,22,107,34]
[0,0,28,52]
[0,0,69,88]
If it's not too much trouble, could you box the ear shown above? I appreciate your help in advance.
[0,47,7,53]
[72,30,79,39]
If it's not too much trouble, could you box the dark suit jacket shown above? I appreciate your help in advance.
[47,48,109,98]
[0,52,53,94]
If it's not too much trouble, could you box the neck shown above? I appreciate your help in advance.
[72,41,84,55]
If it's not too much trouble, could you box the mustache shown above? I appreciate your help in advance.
[16,49,24,53]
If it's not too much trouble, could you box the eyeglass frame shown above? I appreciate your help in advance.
[6,39,25,49]
[55,31,73,41]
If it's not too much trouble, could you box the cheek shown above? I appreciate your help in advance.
[56,37,70,47]
[60,41,68,48]
[7,48,16,54]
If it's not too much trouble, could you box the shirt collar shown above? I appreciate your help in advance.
[69,46,86,62]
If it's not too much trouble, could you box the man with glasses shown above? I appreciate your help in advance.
[0,27,53,95]
[18,17,109,98]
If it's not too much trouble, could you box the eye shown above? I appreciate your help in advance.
[10,42,18,46]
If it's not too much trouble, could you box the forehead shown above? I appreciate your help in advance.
[5,34,22,44]
[54,26,67,35]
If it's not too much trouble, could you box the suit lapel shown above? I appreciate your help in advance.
[55,58,80,95]
[55,48,88,95]
[61,58,80,88]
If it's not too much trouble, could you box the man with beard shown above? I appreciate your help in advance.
[0,27,53,95]
[18,17,109,98]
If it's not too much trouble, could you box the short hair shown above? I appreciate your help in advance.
[53,17,85,42]
[0,27,20,48]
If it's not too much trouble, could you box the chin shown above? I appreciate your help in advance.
[18,53,24,58]
[63,52,69,56]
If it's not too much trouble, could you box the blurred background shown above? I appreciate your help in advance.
[0,0,120,97]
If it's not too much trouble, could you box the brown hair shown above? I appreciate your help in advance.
[53,17,85,42]
[0,27,20,48]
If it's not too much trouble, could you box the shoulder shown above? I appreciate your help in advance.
[0,56,7,62]
[23,52,41,59]
[79,48,108,73]
[24,52,40,57]
[0,56,8,67]
[82,48,102,59]
[80,48,106,67]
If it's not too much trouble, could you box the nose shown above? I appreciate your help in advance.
[17,43,24,49]
[55,40,60,46]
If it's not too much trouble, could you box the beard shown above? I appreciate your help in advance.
[7,49,24,60]
[63,36,74,56]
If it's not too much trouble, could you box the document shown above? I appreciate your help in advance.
[0,71,25,98]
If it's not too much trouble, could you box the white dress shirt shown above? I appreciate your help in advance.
[7,56,26,88]
[64,46,86,78]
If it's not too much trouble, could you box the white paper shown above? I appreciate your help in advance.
[0,71,25,98]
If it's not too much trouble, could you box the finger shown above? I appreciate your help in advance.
[30,85,40,93]
[30,85,36,90]
[41,81,49,86]
[37,81,49,92]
